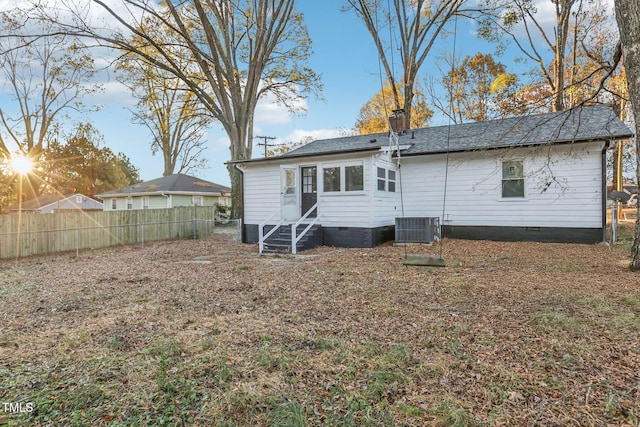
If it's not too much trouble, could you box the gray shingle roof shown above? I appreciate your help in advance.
[97,174,230,197]
[272,105,633,160]
[8,194,68,211]
[8,194,78,211]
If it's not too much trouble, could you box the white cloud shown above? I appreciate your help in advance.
[254,91,308,126]
[0,0,33,12]
[254,102,294,125]
[509,0,617,40]
[276,128,347,145]
[92,79,135,106]
[209,133,231,153]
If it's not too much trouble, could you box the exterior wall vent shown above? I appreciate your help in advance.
[395,217,440,243]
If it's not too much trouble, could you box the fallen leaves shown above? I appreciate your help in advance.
[0,233,638,425]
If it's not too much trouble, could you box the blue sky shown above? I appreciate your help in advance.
[89,1,490,187]
[92,2,403,186]
[1,0,616,187]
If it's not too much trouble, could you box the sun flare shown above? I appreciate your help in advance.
[9,155,34,175]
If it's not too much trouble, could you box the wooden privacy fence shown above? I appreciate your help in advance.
[0,206,232,259]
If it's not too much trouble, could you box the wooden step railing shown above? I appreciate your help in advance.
[292,202,320,254]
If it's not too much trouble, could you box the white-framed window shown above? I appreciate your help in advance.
[142,196,149,210]
[193,195,203,206]
[323,167,341,192]
[322,163,364,193]
[388,170,396,192]
[111,199,117,210]
[377,167,397,192]
[501,161,525,198]
[75,195,83,204]
[345,165,364,191]
[126,197,133,210]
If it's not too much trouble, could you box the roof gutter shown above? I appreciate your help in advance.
[226,147,382,166]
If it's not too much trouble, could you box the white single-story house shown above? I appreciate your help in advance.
[232,105,633,252]
[96,173,231,212]
[8,193,103,214]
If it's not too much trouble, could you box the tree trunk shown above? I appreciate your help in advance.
[614,0,640,270]
[225,111,253,220]
[163,151,175,176]
[403,77,414,131]
[552,0,574,112]
[227,163,243,220]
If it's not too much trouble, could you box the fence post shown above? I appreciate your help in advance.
[142,222,145,248]
[75,227,79,257]
[192,219,197,239]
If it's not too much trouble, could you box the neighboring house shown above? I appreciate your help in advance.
[96,173,231,212]
[8,194,103,214]
[232,105,633,251]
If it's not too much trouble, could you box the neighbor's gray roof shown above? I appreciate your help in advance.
[97,174,230,197]
[240,105,633,163]
[8,194,98,211]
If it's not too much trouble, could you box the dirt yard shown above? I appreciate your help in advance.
[0,232,638,426]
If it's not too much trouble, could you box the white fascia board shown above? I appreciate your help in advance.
[379,145,412,152]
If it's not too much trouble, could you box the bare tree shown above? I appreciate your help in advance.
[116,15,211,177]
[345,0,475,129]
[613,0,640,270]
[0,8,100,199]
[478,0,623,112]
[27,0,321,217]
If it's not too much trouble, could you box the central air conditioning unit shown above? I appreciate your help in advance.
[395,217,440,244]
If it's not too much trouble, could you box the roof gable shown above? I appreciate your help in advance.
[8,194,101,211]
[270,105,633,161]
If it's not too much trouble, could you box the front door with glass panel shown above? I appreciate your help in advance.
[301,166,317,217]
[281,166,299,220]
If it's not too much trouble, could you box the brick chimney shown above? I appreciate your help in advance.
[389,109,405,134]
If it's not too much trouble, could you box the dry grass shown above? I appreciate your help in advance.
[0,230,639,426]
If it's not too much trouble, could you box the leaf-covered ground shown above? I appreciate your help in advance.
[0,232,638,426]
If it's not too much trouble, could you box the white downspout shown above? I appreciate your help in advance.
[161,192,170,208]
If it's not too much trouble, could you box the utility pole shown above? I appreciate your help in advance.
[255,135,277,158]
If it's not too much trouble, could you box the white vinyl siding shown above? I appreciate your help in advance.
[400,142,605,228]
[243,162,282,224]
[372,158,401,227]
[317,159,371,227]
[104,194,218,211]
[243,155,374,228]
[242,141,605,231]
[150,196,169,210]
